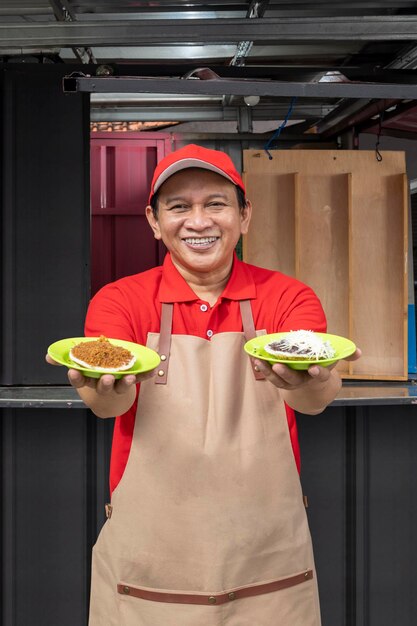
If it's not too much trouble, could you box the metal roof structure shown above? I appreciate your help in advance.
[2,1,417,139]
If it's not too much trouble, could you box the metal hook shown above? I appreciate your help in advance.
[375,109,385,162]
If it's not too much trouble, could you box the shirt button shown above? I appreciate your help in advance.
[200,304,208,312]
[207,330,213,338]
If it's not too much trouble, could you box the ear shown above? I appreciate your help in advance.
[145,205,162,240]
[240,199,252,236]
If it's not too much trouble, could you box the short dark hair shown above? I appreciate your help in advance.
[150,185,247,218]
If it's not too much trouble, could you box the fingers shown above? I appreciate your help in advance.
[254,358,333,390]
[112,375,138,395]
[253,346,362,391]
[67,369,117,392]
[45,354,61,366]
[67,369,155,395]
[306,364,332,383]
[254,359,309,390]
[344,348,362,362]
[67,371,131,394]
[67,368,93,389]
[96,370,157,395]
[271,362,311,387]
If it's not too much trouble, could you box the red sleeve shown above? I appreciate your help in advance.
[271,277,327,475]
[274,281,327,334]
[84,283,139,495]
[84,283,137,342]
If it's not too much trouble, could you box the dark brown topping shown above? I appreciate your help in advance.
[71,336,134,369]
[266,340,313,356]
[264,331,336,361]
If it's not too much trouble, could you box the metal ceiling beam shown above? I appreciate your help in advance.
[229,1,270,67]
[386,43,417,70]
[49,0,96,64]
[63,75,417,99]
[2,17,417,48]
[316,98,399,136]
[90,103,331,122]
[224,1,270,106]
[170,132,324,142]
[316,35,417,138]
[91,105,237,122]
[315,35,417,137]
[49,0,76,21]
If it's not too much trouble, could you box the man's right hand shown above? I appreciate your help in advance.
[45,353,157,417]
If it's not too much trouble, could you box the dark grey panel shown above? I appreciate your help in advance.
[297,404,417,626]
[0,65,90,384]
[2,402,417,626]
[366,405,417,626]
[2,408,92,626]
[91,415,114,537]
[298,407,347,626]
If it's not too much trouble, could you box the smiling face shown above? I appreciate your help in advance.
[146,168,252,282]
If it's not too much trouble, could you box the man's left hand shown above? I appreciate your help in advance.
[253,348,362,393]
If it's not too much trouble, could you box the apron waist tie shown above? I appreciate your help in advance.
[117,569,313,606]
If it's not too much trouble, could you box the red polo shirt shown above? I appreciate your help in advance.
[85,252,326,494]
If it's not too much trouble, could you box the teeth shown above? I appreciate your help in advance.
[184,237,218,245]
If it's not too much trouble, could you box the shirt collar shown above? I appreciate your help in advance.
[158,252,256,303]
[221,252,256,301]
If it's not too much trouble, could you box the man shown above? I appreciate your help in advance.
[48,144,360,625]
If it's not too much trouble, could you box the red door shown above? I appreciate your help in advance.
[90,133,172,295]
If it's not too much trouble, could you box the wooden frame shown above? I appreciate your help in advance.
[243,150,408,380]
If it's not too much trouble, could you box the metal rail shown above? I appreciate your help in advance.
[1,384,415,408]
[1,16,417,48]
[64,75,417,99]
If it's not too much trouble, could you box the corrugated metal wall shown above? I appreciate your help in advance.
[0,64,90,386]
[1,65,417,626]
[3,403,417,626]
[0,64,93,625]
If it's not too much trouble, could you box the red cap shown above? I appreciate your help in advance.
[148,144,246,204]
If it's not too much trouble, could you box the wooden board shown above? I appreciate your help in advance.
[296,174,350,375]
[349,173,407,378]
[243,173,295,276]
[243,150,408,380]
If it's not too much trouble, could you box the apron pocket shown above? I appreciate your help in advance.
[117,570,320,626]
[117,586,223,626]
[221,574,320,626]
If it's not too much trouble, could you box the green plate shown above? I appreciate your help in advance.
[244,332,356,370]
[47,337,161,379]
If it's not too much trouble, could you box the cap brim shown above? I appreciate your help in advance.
[153,158,236,193]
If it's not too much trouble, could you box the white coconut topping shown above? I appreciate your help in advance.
[264,330,336,360]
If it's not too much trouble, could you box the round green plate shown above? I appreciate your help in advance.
[244,332,356,370]
[47,337,161,379]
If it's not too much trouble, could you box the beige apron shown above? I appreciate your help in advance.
[89,301,321,626]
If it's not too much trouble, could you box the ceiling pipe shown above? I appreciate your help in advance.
[317,98,400,138]
[357,98,417,133]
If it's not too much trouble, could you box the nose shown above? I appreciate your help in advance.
[183,206,214,231]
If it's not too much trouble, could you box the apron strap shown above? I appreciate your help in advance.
[154,302,173,385]
[239,300,265,381]
[155,300,264,384]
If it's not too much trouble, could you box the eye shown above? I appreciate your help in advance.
[207,201,226,208]
[168,203,189,212]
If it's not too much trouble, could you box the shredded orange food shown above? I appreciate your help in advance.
[71,336,134,369]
